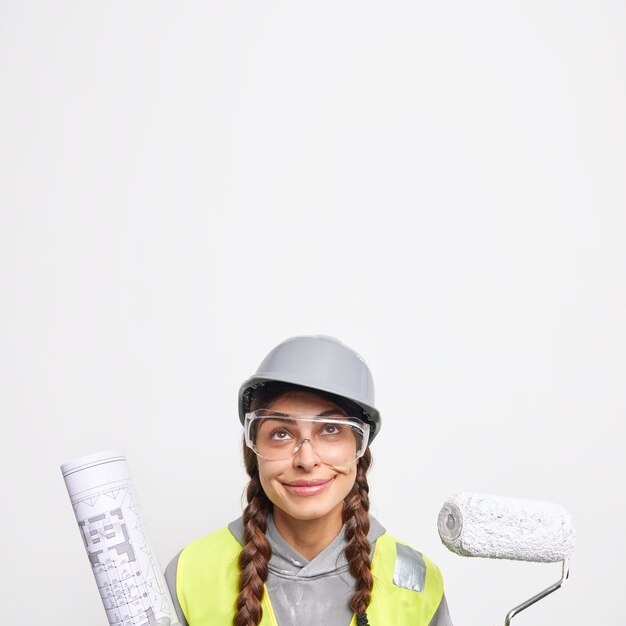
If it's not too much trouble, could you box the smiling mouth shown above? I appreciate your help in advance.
[282,478,334,496]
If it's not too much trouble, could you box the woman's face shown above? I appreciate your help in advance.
[256,389,359,525]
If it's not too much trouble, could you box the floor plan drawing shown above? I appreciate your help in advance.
[62,450,177,626]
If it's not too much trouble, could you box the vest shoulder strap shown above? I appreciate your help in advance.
[177,527,241,625]
[368,533,444,626]
[177,527,278,626]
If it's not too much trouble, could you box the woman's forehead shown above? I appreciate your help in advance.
[265,390,348,416]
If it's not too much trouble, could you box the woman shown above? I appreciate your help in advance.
[165,335,453,626]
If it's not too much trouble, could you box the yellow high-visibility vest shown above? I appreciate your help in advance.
[176,528,444,626]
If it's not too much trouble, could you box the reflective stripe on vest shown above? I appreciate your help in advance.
[177,528,444,626]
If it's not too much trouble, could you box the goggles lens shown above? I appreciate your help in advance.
[244,410,369,465]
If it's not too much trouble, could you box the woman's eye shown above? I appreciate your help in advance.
[322,423,341,435]
[270,429,293,441]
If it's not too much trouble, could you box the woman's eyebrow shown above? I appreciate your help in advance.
[319,408,347,417]
[268,409,346,418]
[263,415,293,424]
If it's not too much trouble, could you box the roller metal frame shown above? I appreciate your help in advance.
[503,558,570,626]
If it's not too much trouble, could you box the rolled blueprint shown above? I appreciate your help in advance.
[437,492,575,563]
[61,450,178,626]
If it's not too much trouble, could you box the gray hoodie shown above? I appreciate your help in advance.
[164,515,452,626]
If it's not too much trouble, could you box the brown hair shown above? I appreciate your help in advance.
[233,389,374,626]
[343,447,373,623]
[233,444,273,626]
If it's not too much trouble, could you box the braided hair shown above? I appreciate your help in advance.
[233,389,374,626]
[343,447,373,625]
[234,445,273,626]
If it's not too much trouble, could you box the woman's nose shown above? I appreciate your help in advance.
[292,438,322,469]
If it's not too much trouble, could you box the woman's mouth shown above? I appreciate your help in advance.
[282,478,334,496]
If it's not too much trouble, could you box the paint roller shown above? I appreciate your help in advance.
[437,493,575,625]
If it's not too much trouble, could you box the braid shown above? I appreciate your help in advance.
[234,444,272,626]
[343,448,373,625]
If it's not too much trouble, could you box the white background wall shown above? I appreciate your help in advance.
[1,1,624,624]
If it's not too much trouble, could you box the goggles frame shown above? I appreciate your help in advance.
[244,409,370,463]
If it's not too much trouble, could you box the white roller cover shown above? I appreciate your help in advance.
[437,493,575,563]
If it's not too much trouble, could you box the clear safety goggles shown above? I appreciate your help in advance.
[244,409,370,465]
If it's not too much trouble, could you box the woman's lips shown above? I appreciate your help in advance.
[282,478,333,496]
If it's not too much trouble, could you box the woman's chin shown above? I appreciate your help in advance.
[274,497,344,523]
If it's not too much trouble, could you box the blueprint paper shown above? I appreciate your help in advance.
[61,450,177,626]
